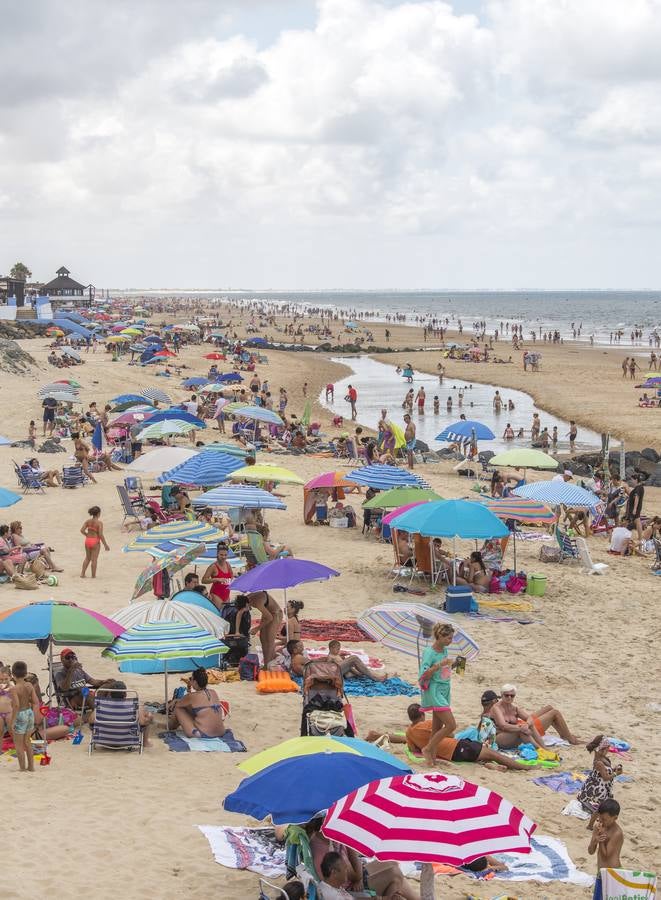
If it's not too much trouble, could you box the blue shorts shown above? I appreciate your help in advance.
[13,708,35,735]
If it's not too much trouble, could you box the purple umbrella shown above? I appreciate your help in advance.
[231,558,340,639]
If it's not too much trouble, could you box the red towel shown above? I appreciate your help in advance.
[299,619,375,642]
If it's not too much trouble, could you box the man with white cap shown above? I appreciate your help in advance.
[490,683,581,749]
[552,469,574,483]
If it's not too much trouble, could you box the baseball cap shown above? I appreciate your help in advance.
[563,469,573,477]
[480,690,499,704]
[60,648,76,660]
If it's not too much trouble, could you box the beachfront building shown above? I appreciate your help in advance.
[41,266,95,307]
[0,273,26,306]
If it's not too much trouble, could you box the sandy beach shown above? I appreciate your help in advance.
[1,317,660,900]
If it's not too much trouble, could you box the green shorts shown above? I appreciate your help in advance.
[13,708,35,735]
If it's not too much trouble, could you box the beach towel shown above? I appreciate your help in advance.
[599,868,656,899]
[476,597,534,614]
[159,729,246,752]
[533,771,587,793]
[292,673,418,698]
[299,619,375,642]
[561,798,591,820]
[197,825,285,877]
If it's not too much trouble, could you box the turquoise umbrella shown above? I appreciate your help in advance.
[0,487,21,508]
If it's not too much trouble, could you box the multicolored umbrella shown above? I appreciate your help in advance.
[481,497,556,524]
[224,754,406,825]
[102,621,227,715]
[0,600,124,644]
[356,602,479,663]
[123,521,226,552]
[111,597,228,638]
[323,772,536,896]
[304,471,358,490]
[238,736,411,776]
[363,487,443,510]
[131,542,205,600]
[229,463,304,485]
[146,541,246,572]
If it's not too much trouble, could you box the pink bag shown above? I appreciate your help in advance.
[506,575,527,594]
[489,575,502,593]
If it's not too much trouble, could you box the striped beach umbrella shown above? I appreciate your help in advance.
[139,387,171,404]
[481,497,556,524]
[136,420,197,440]
[234,406,284,426]
[322,772,536,896]
[111,598,228,638]
[145,541,246,572]
[346,464,430,490]
[102,621,227,714]
[357,602,479,663]
[38,383,79,398]
[130,542,206,599]
[123,521,226,552]
[436,420,495,442]
[192,485,286,510]
[157,449,244,487]
[513,480,602,511]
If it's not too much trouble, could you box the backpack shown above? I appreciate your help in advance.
[238,653,260,681]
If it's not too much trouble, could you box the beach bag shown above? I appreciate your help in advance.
[539,545,561,563]
[44,707,77,728]
[506,575,527,594]
[239,653,260,682]
[307,709,345,737]
[489,575,502,593]
[13,572,38,590]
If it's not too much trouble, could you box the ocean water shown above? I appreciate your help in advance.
[124,289,661,346]
[320,356,602,451]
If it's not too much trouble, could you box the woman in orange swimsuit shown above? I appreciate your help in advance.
[80,506,109,578]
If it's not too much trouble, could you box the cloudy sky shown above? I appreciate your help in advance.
[1,0,660,290]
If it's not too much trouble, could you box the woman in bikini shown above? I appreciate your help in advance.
[169,667,226,738]
[80,506,109,578]
[72,432,98,483]
[247,591,283,666]
[202,542,234,611]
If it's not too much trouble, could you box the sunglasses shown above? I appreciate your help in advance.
[64,654,77,661]
[502,692,515,698]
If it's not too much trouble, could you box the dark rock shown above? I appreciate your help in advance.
[0,338,36,375]
[633,456,658,476]
[641,448,660,463]
[647,462,661,487]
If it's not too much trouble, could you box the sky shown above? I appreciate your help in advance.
[1,0,660,291]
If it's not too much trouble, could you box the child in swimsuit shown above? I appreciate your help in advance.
[10,661,39,772]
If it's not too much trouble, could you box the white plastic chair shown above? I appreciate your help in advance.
[576,537,609,575]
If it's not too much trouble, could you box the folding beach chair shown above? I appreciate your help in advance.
[576,538,609,575]
[116,485,145,531]
[258,880,289,900]
[89,690,143,754]
[651,538,661,573]
[62,464,87,488]
[555,526,579,562]
[285,825,320,900]
[14,462,46,494]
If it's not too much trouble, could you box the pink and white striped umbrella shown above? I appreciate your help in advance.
[323,771,535,867]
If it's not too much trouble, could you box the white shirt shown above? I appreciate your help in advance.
[185,400,198,417]
[610,527,632,553]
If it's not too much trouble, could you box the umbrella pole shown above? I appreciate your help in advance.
[164,660,169,731]
[48,639,54,704]
[453,536,456,585]
[513,531,517,573]
[420,862,435,900]
[284,588,288,641]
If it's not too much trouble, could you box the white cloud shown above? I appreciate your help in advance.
[1,0,661,287]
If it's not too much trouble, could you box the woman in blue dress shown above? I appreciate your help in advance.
[418,622,459,764]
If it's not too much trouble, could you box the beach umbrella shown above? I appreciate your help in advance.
[363,487,443,510]
[111,393,150,408]
[126,447,198,473]
[199,383,226,394]
[130,543,206,600]
[216,372,243,383]
[203,442,251,459]
[182,377,210,388]
[136,420,197,440]
[38,383,79,398]
[231,558,339,639]
[357,602,479,664]
[0,487,22,507]
[203,352,225,360]
[123,521,226,553]
[112,597,228,637]
[513,480,602,511]
[346,464,430,490]
[157,450,244,487]
[436,420,495,442]
[191,485,286,510]
[221,400,254,415]
[41,391,81,404]
[489,448,559,470]
[480,496,557,569]
[322,772,536,899]
[102,621,226,717]
[229,463,304,485]
[139,387,172,404]
[144,409,205,428]
[381,501,429,526]
[151,349,177,359]
[238,736,412,776]
[110,409,153,426]
[61,348,81,361]
[53,378,82,388]
[234,406,284,426]
[146,542,246,573]
[0,436,12,446]
[0,600,125,703]
[304,471,357,490]
[223,754,406,825]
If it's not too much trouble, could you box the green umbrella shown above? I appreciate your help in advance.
[489,449,558,470]
[363,487,443,510]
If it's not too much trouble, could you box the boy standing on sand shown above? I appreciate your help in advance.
[10,661,39,772]
[588,798,624,900]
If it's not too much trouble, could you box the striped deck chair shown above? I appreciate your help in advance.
[555,526,579,562]
[89,690,143,754]
[15,462,46,494]
[62,464,87,488]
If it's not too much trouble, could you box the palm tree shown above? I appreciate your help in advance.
[10,262,32,280]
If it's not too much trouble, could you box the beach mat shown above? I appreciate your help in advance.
[159,729,246,753]
[299,618,374,642]
[197,825,285,877]
[293,673,418,698]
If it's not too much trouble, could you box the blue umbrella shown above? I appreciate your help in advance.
[111,393,148,407]
[182,377,210,388]
[91,422,105,452]
[157,450,243,486]
[144,335,164,344]
[390,499,509,540]
[513,480,603,511]
[235,406,283,426]
[0,435,12,446]
[347,464,430,490]
[0,487,21,508]
[223,753,406,824]
[245,337,267,346]
[217,373,243,383]
[146,409,206,429]
[436,420,495,442]
[192,485,286,510]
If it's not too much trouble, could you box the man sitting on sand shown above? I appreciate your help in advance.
[490,684,581,749]
[326,640,389,682]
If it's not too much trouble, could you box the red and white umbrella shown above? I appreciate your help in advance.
[323,772,536,900]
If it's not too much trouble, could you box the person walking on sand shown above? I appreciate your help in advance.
[9,661,39,773]
[404,414,416,468]
[80,506,109,578]
[419,623,461,766]
[621,357,628,378]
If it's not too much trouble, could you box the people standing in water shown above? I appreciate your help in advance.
[80,506,109,578]
[415,386,426,415]
[492,390,502,412]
